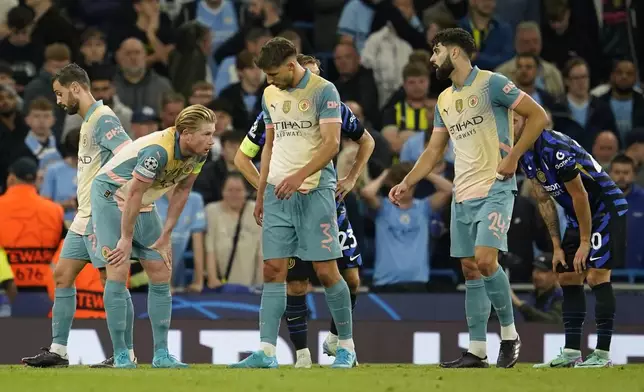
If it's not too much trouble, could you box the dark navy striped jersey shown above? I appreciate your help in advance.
[239,101,364,260]
[518,130,628,228]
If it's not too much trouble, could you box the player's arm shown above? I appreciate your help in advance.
[530,179,563,250]
[360,169,389,210]
[563,175,592,246]
[343,131,375,185]
[234,113,266,190]
[257,98,274,198]
[162,161,204,236]
[426,172,453,211]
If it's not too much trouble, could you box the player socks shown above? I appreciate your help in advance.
[148,283,172,352]
[561,285,586,350]
[125,291,134,354]
[482,266,518,339]
[592,282,615,352]
[104,280,128,354]
[330,293,356,336]
[51,287,76,352]
[285,295,308,350]
[324,280,353,350]
[260,282,287,354]
[465,279,491,358]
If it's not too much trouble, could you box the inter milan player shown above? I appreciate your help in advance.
[515,115,626,368]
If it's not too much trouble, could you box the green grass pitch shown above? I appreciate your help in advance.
[3,364,644,392]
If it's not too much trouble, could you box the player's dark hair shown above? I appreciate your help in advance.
[430,28,476,58]
[610,154,636,171]
[63,128,81,157]
[563,57,588,79]
[220,130,245,146]
[255,37,297,70]
[52,63,90,89]
[516,53,540,66]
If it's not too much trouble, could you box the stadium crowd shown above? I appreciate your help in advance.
[0,0,644,313]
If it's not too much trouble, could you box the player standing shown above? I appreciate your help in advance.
[389,28,548,368]
[22,64,135,368]
[234,55,374,368]
[90,105,216,368]
[230,37,356,369]
[514,116,625,368]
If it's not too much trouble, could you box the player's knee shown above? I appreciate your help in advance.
[586,269,611,287]
[558,272,584,286]
[263,259,287,282]
[142,261,170,284]
[460,258,481,281]
[287,280,308,296]
[313,261,341,288]
[474,249,499,277]
[343,270,360,293]
[53,261,79,288]
[106,263,130,282]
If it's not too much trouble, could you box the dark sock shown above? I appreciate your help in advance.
[562,285,586,350]
[285,295,308,350]
[330,293,356,336]
[592,282,615,352]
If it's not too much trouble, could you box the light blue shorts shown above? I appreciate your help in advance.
[59,220,102,267]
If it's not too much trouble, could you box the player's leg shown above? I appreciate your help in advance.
[440,200,490,368]
[324,264,360,357]
[474,192,520,368]
[230,184,294,368]
[285,258,312,368]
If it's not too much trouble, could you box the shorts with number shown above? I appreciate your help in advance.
[450,190,515,258]
[60,223,102,267]
[560,213,626,272]
[262,184,342,262]
[90,180,163,268]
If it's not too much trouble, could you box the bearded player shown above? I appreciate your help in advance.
[389,28,549,368]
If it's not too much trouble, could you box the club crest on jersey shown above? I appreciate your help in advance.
[144,157,159,171]
[455,99,464,113]
[298,99,311,112]
[468,95,479,108]
[399,213,411,225]
[283,101,291,114]
[288,258,296,269]
[101,246,111,258]
[182,164,194,174]
[536,170,547,183]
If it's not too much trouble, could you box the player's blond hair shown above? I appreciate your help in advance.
[175,104,217,134]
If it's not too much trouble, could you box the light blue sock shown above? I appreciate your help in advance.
[52,287,76,346]
[148,283,172,352]
[483,266,515,326]
[125,293,134,350]
[324,280,352,340]
[465,279,491,342]
[104,280,128,353]
[259,282,286,346]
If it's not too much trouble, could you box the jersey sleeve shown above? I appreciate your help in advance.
[433,105,447,131]
[192,156,207,175]
[317,83,342,124]
[551,144,579,182]
[239,112,266,158]
[488,73,525,109]
[133,145,169,183]
[96,115,131,153]
[261,95,273,129]
[340,102,365,141]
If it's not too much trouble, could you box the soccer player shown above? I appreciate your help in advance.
[234,54,375,368]
[230,37,356,369]
[514,115,626,368]
[389,28,549,368]
[90,105,216,368]
[22,64,134,368]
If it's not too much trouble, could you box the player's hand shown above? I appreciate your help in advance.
[552,247,568,272]
[496,155,518,181]
[253,198,264,226]
[389,181,410,206]
[573,240,590,274]
[275,173,305,200]
[107,238,133,267]
[336,176,357,201]
[150,233,173,271]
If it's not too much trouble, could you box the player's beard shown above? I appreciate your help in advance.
[62,96,80,115]
[435,56,455,80]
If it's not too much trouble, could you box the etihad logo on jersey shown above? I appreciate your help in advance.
[448,116,483,140]
[78,156,93,164]
[273,120,313,132]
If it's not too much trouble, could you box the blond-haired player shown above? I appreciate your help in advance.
[90,105,216,368]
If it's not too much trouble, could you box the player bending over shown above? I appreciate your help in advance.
[90,105,216,368]
[230,37,356,369]
[234,54,375,368]
[389,28,549,368]
[514,115,626,368]
[22,64,135,368]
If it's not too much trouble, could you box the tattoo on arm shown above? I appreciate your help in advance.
[531,179,561,243]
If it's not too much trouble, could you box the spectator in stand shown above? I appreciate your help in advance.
[494,0,540,37]
[77,28,110,74]
[156,188,207,292]
[168,21,212,102]
[206,98,234,161]
[193,130,244,204]
[40,128,80,226]
[510,53,558,111]
[23,43,71,140]
[159,91,185,130]
[63,65,133,139]
[609,154,644,269]
[598,59,644,144]
[0,61,16,92]
[495,21,565,99]
[346,100,393,178]
[25,0,79,59]
[0,0,19,39]
[361,163,452,292]
[219,50,264,131]
[337,0,377,53]
[113,37,173,114]
[458,0,514,70]
[624,130,644,187]
[592,131,619,171]
[188,81,214,106]
[510,255,563,323]
[205,173,262,288]
[0,84,31,194]
[130,106,160,140]
[0,6,43,93]
[333,41,380,129]
[24,97,61,171]
[214,27,272,96]
[174,0,239,56]
[559,57,618,152]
